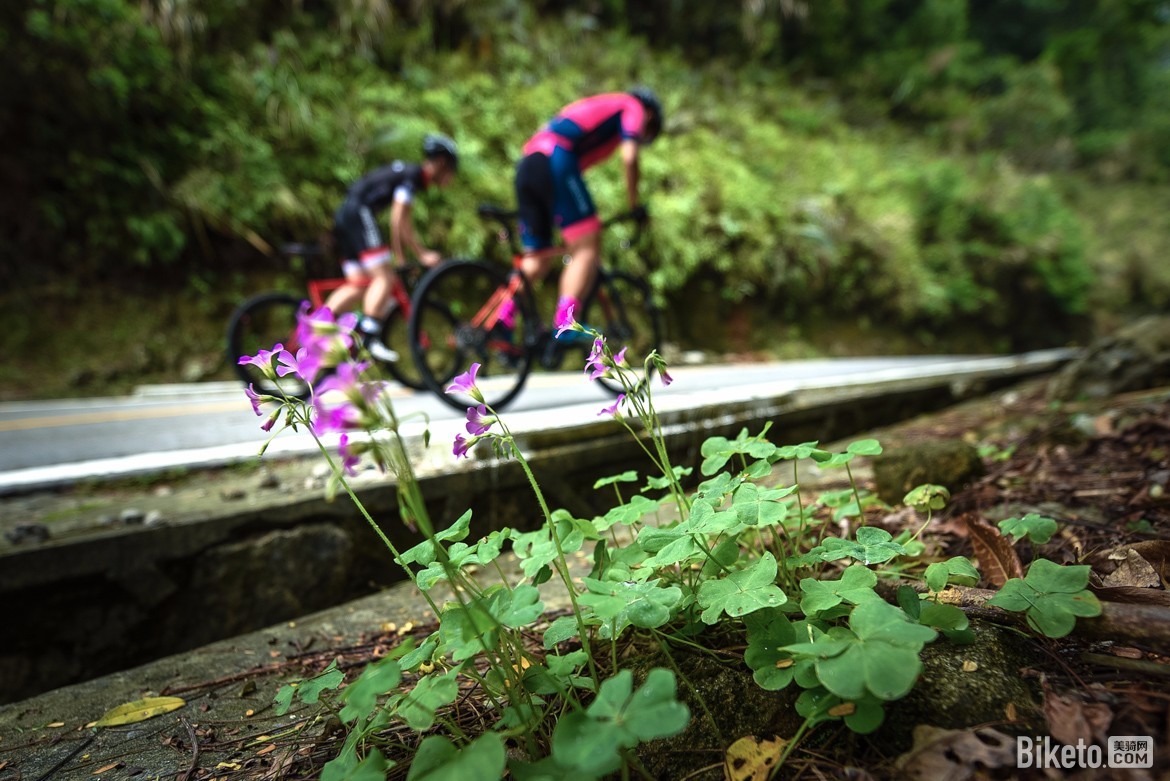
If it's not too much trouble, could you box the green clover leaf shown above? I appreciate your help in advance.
[595,494,662,531]
[799,565,882,616]
[643,465,693,492]
[392,668,460,731]
[400,510,472,566]
[275,659,345,715]
[552,669,689,776]
[485,584,545,628]
[338,656,402,723]
[903,484,950,512]
[987,559,1102,638]
[579,578,683,638]
[593,470,638,489]
[732,482,796,528]
[407,733,506,781]
[700,427,777,475]
[923,555,981,592]
[789,601,937,701]
[998,514,1059,544]
[698,552,788,623]
[744,610,800,690]
[818,527,907,564]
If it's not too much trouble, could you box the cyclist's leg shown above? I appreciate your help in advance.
[325,206,371,314]
[549,146,602,338]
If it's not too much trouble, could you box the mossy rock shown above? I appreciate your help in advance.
[872,440,985,506]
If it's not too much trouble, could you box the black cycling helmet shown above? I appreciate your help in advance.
[628,86,663,143]
[422,133,458,170]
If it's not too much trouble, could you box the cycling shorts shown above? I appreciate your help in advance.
[333,199,392,275]
[514,148,602,251]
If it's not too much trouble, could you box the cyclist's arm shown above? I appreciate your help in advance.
[620,138,640,210]
[389,200,418,262]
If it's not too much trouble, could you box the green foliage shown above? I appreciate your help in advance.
[408,734,506,781]
[783,601,938,701]
[923,556,980,592]
[988,559,1102,638]
[550,669,689,777]
[998,514,1059,544]
[274,659,345,715]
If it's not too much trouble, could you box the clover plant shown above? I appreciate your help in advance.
[240,305,1103,779]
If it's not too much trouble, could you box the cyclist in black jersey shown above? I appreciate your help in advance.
[325,133,459,362]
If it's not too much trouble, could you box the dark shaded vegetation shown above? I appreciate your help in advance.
[2,1,1169,398]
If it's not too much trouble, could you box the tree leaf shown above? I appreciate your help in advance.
[93,696,186,727]
[964,515,1023,586]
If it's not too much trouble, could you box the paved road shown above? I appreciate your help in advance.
[0,354,1070,493]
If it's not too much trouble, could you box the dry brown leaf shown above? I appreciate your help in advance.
[828,702,856,717]
[1102,550,1161,588]
[256,744,276,756]
[724,735,787,781]
[1110,646,1144,659]
[1129,540,1170,579]
[1044,692,1113,746]
[964,515,1023,586]
[962,660,979,672]
[894,725,1017,780]
[93,762,121,774]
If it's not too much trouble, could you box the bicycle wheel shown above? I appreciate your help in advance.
[378,301,431,391]
[579,270,663,396]
[226,292,312,399]
[408,260,536,412]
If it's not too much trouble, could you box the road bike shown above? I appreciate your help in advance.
[407,206,663,411]
[226,243,454,399]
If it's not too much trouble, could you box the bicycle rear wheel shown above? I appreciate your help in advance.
[379,301,434,391]
[408,260,536,412]
[580,271,663,396]
[226,292,312,399]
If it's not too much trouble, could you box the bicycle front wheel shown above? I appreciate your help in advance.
[226,292,312,400]
[580,271,663,396]
[408,260,536,412]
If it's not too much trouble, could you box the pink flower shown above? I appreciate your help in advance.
[660,368,673,386]
[453,433,474,458]
[275,347,322,383]
[613,347,628,368]
[245,383,266,416]
[598,394,625,417]
[554,305,577,337]
[584,338,608,380]
[238,343,284,377]
[465,404,495,436]
[446,363,483,402]
[338,434,361,476]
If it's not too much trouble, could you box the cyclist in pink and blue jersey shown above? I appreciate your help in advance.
[507,87,663,340]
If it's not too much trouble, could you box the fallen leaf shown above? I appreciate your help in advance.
[964,515,1023,587]
[962,660,979,672]
[894,725,1017,780]
[1102,550,1161,588]
[216,762,242,771]
[725,735,787,781]
[93,762,121,774]
[1110,647,1144,659]
[1044,692,1112,746]
[256,744,276,756]
[245,709,255,717]
[828,702,856,717]
[47,722,65,728]
[93,697,185,727]
[1005,703,1018,722]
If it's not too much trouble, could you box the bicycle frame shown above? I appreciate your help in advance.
[470,205,647,333]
